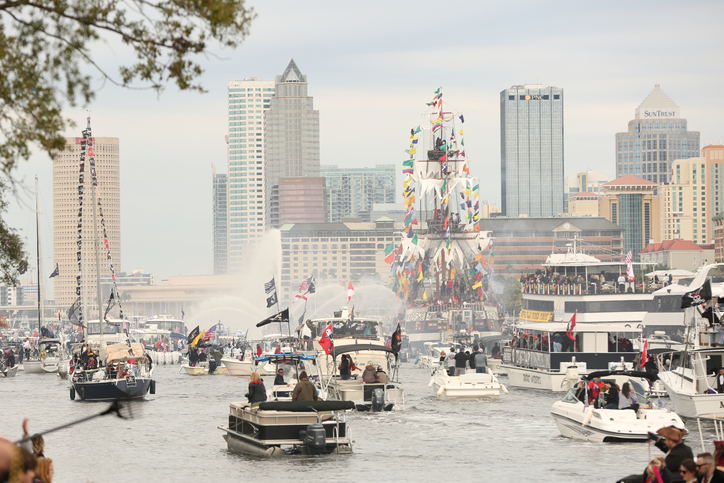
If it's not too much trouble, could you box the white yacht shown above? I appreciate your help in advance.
[430,363,506,400]
[551,374,685,442]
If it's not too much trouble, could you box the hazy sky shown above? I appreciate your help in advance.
[6,0,724,288]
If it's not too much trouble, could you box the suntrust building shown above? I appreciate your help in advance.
[615,84,700,184]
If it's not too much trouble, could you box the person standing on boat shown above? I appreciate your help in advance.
[292,371,318,402]
[648,426,693,477]
[245,373,267,406]
[274,369,287,386]
[454,348,468,376]
[717,369,724,394]
[339,354,351,380]
[474,349,487,374]
[617,274,626,293]
[588,377,604,407]
[23,338,31,360]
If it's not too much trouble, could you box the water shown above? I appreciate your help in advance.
[1,365,719,482]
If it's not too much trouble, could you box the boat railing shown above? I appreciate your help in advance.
[507,348,552,370]
[520,282,657,295]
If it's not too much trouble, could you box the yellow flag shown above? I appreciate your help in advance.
[409,147,416,155]
[417,271,423,282]
[459,129,463,135]
[450,267,456,280]
[192,330,205,347]
[472,281,482,289]
[423,291,427,300]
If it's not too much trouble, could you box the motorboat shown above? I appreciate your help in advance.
[181,361,227,376]
[430,363,507,400]
[656,264,724,418]
[130,328,182,365]
[219,400,354,457]
[322,344,404,412]
[22,338,69,375]
[0,348,18,377]
[551,372,685,442]
[70,342,155,401]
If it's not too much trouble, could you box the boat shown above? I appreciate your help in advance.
[68,119,156,401]
[23,177,69,376]
[137,315,186,364]
[0,348,18,377]
[656,264,724,417]
[551,371,685,442]
[70,342,155,401]
[219,399,354,457]
[181,361,227,376]
[323,344,404,411]
[262,353,321,402]
[429,362,506,400]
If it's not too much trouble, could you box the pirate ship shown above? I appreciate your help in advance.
[389,89,503,351]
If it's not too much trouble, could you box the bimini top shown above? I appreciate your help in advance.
[515,321,643,333]
[585,369,657,382]
[255,353,317,363]
[331,344,396,359]
[257,400,355,412]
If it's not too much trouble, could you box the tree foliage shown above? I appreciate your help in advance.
[0,0,256,177]
[0,180,27,285]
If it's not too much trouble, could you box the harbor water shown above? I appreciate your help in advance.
[1,363,719,482]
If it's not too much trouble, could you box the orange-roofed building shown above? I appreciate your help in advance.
[639,239,714,270]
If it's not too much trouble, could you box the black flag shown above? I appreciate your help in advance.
[256,308,289,328]
[266,292,278,308]
[681,279,713,308]
[391,323,402,354]
[187,326,200,345]
[49,264,59,278]
[308,279,316,294]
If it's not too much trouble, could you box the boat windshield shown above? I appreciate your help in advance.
[562,389,579,403]
[330,321,378,339]
[628,378,648,398]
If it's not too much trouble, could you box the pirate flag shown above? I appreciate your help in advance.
[391,323,402,354]
[681,279,713,309]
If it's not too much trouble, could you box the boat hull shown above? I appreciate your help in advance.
[0,365,18,377]
[221,358,273,376]
[72,377,152,401]
[182,364,227,376]
[551,401,685,442]
[504,365,570,392]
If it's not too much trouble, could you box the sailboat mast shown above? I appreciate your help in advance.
[88,118,105,341]
[35,176,45,336]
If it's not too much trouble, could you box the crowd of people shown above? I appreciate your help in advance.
[0,420,53,483]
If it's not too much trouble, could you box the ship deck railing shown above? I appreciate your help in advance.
[520,282,658,296]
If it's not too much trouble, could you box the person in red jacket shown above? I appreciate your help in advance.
[588,377,605,407]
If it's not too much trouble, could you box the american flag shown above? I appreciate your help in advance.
[625,250,632,264]
[202,324,217,341]
[264,277,276,295]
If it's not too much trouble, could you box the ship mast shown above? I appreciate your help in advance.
[35,176,45,337]
[87,118,105,352]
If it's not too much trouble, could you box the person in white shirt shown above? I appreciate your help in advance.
[617,274,626,293]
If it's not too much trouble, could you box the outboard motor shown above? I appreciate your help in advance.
[564,365,580,391]
[302,423,326,455]
[371,388,385,412]
[208,359,217,374]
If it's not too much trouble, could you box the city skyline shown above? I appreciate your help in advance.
[5,1,724,287]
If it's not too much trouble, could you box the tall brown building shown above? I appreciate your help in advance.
[53,136,121,308]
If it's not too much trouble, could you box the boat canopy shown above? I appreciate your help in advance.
[257,400,355,412]
[515,322,643,333]
[255,353,316,363]
[105,343,145,364]
[585,369,657,382]
[330,344,396,360]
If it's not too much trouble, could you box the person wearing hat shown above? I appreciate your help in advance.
[648,425,694,477]
[291,371,318,402]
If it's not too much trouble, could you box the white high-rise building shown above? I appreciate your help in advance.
[53,136,121,306]
[226,78,274,273]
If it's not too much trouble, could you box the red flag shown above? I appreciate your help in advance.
[318,322,334,355]
[638,340,648,369]
[256,344,262,357]
[566,311,577,341]
[347,281,355,304]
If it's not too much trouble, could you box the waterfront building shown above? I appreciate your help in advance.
[279,219,399,302]
[212,165,228,275]
[660,157,709,244]
[500,84,564,217]
[226,76,274,272]
[277,177,327,225]
[52,136,121,306]
[320,164,396,222]
[598,175,660,261]
[703,144,724,238]
[566,192,602,217]
[714,213,724,261]
[615,84,700,183]
[479,217,623,275]
[358,203,406,223]
[265,59,320,229]
[639,239,714,271]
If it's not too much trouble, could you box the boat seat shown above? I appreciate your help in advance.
[377,372,388,384]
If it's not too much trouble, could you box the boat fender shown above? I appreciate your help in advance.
[70,387,75,400]
[428,377,435,388]
[79,387,85,401]
[500,384,509,394]
[150,380,156,394]
[437,385,446,397]
[582,410,594,426]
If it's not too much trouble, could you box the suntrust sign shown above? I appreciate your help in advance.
[643,109,677,117]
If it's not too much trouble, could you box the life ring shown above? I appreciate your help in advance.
[41,352,46,359]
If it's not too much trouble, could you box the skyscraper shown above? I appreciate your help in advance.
[321,165,396,222]
[212,165,228,275]
[53,136,121,306]
[615,85,700,183]
[500,84,564,217]
[265,59,320,229]
[226,77,274,273]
